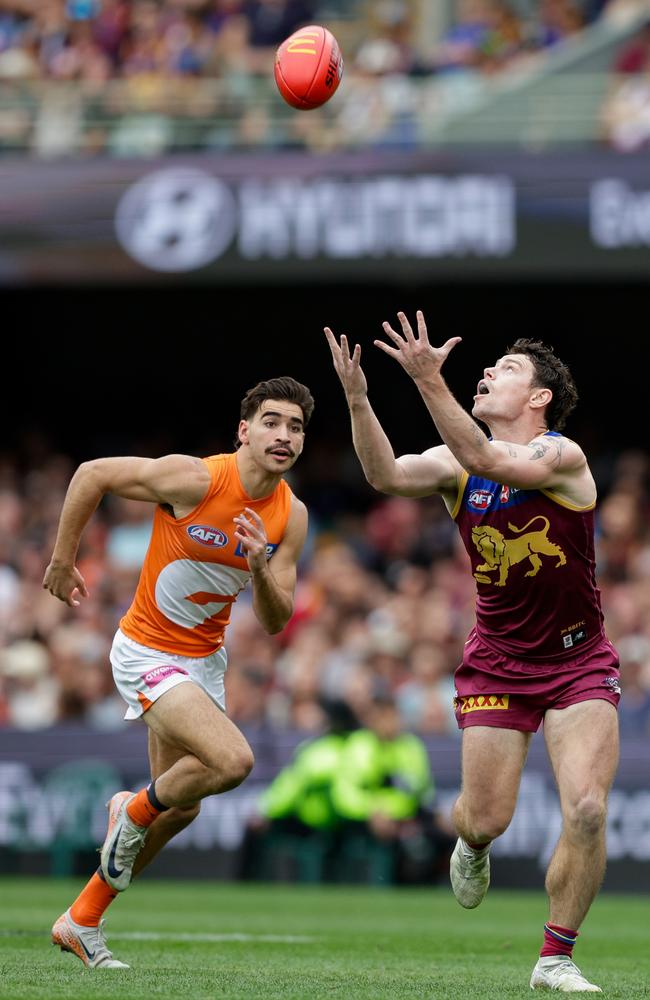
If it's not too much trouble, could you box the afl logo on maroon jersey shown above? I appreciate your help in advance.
[468,489,493,511]
[187,524,228,547]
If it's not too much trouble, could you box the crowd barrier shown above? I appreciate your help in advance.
[1,725,647,890]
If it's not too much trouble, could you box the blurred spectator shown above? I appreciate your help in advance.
[535,0,584,48]
[226,663,274,725]
[596,486,645,582]
[48,621,117,724]
[242,691,454,884]
[602,74,650,151]
[363,495,423,576]
[617,634,650,736]
[433,0,491,73]
[602,23,650,151]
[478,2,529,74]
[353,0,416,77]
[0,638,60,728]
[105,496,153,570]
[612,19,650,73]
[330,691,454,883]
[397,642,457,735]
[240,696,360,881]
[258,697,359,830]
[244,0,314,49]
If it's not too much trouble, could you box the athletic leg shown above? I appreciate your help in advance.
[453,725,531,842]
[52,803,129,966]
[132,728,202,877]
[530,699,618,993]
[142,681,254,803]
[55,721,209,963]
[101,682,254,889]
[450,726,531,908]
[543,700,619,928]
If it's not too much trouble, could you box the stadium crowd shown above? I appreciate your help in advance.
[601,16,650,150]
[0,0,634,155]
[0,0,606,83]
[1,439,649,738]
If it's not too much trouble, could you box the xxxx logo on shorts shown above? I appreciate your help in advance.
[454,694,510,714]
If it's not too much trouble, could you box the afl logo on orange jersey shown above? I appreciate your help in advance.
[187,524,228,547]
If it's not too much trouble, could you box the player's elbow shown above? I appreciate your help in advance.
[76,459,98,478]
[464,455,497,479]
[366,472,401,495]
[259,602,293,635]
[74,459,109,491]
[265,615,290,635]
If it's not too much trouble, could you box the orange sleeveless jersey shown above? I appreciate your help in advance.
[120,452,293,657]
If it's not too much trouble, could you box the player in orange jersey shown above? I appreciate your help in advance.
[43,376,314,969]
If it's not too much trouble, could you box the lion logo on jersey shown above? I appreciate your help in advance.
[471,515,566,587]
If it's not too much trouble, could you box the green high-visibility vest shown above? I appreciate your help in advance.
[331,729,434,822]
[259,733,349,830]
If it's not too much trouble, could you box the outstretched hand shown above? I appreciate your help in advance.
[324,327,368,404]
[375,311,461,381]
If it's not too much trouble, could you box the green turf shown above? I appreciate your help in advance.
[0,878,648,999]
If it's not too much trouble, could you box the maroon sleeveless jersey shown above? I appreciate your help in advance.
[454,458,605,662]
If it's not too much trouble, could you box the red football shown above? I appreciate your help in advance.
[274,25,343,110]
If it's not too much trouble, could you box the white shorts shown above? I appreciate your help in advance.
[110,628,228,721]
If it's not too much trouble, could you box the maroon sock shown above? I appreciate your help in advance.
[540,922,578,958]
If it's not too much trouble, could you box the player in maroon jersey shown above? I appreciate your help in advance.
[325,313,618,994]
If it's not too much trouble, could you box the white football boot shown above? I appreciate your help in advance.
[449,836,491,908]
[52,909,129,969]
[530,956,602,992]
[100,791,148,891]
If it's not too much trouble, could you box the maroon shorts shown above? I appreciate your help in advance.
[454,630,620,733]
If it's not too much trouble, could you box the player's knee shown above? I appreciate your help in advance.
[454,800,513,844]
[207,743,254,792]
[566,793,607,838]
[226,745,255,788]
[462,803,512,842]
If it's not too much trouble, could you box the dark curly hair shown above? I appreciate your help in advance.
[234,376,314,448]
[505,338,578,432]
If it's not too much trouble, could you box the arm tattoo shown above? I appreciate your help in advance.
[528,441,550,461]
[505,444,518,458]
[471,421,487,450]
[552,440,565,469]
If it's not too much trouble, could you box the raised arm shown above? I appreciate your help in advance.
[324,327,459,500]
[233,494,308,634]
[467,434,588,492]
[43,454,210,606]
[376,312,593,500]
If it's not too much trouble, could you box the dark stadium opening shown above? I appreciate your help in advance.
[7,280,639,461]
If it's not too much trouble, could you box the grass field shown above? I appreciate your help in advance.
[1,878,648,999]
